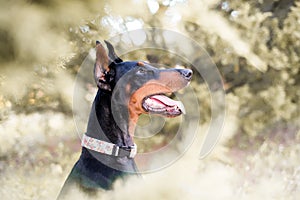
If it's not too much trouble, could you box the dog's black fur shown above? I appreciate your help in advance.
[57,41,192,199]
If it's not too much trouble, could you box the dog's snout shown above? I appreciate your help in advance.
[178,69,193,80]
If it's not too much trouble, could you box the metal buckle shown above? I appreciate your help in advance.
[129,144,137,158]
[114,145,119,156]
[114,144,137,158]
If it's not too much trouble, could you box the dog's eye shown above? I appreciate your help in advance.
[137,67,154,75]
[137,67,147,74]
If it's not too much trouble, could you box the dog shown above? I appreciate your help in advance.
[57,40,192,199]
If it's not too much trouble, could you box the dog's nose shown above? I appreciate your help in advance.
[178,69,193,80]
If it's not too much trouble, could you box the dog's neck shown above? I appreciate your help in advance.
[86,89,134,147]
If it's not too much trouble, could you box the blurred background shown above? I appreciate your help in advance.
[0,0,299,199]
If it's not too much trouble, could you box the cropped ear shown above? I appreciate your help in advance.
[94,41,111,90]
[104,40,123,64]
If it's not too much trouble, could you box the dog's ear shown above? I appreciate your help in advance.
[94,41,112,90]
[104,40,123,64]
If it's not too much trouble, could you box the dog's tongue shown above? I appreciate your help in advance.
[150,95,186,114]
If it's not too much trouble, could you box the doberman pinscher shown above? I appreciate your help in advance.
[58,41,192,199]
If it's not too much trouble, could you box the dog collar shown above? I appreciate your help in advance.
[81,133,137,158]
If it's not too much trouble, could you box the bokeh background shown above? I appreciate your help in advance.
[0,0,299,199]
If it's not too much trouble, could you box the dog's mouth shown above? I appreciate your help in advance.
[142,94,185,117]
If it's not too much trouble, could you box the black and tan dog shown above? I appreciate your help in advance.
[58,41,192,199]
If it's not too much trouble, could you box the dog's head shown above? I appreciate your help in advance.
[94,41,192,120]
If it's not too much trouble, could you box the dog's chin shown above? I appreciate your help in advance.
[142,94,185,118]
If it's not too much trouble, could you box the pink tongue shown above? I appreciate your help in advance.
[149,95,186,114]
[151,95,179,106]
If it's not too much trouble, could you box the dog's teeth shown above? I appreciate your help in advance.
[177,102,186,114]
[145,98,154,107]
[145,98,152,104]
